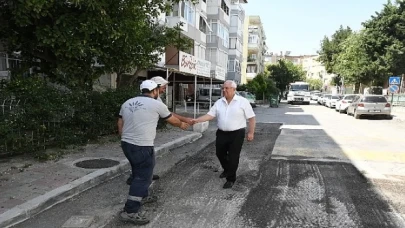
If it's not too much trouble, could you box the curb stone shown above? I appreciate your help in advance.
[0,132,202,228]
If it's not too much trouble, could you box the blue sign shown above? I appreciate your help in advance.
[389,84,399,93]
[389,76,401,85]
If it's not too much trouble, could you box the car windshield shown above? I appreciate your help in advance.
[344,95,355,100]
[290,84,309,91]
[332,96,339,99]
[364,96,387,103]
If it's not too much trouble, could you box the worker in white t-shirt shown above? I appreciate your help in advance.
[117,80,189,225]
[193,80,256,189]
[126,76,194,184]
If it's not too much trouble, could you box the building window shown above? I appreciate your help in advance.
[182,1,195,25]
[228,60,235,72]
[172,3,179,17]
[199,16,207,33]
[247,64,257,73]
[221,0,229,15]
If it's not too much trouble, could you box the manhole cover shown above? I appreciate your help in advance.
[74,158,119,169]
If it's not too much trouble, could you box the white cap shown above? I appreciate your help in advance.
[150,76,169,86]
[140,80,158,91]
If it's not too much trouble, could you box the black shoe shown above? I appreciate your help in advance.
[126,175,133,185]
[152,174,160,180]
[223,181,234,189]
[219,171,227,179]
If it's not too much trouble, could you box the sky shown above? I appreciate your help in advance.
[242,0,389,56]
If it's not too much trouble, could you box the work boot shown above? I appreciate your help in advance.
[141,195,158,205]
[120,211,149,225]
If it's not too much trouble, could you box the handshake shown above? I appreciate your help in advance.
[179,118,200,130]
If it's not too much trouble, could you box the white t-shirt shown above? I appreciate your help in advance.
[119,95,171,146]
[207,94,255,131]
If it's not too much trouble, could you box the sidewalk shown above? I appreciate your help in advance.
[392,106,405,121]
[0,127,202,228]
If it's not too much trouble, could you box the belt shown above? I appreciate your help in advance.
[217,128,245,133]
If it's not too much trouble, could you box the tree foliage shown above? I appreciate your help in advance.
[318,1,405,88]
[318,25,353,74]
[267,59,306,95]
[0,0,192,90]
[306,78,323,91]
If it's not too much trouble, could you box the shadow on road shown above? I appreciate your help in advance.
[238,103,405,228]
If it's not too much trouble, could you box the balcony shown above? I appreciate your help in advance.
[248,42,259,51]
[247,56,257,63]
[246,72,257,81]
[166,16,188,33]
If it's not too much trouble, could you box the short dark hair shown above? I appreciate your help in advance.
[141,88,158,94]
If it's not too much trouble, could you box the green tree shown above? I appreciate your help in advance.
[361,0,405,85]
[306,78,323,91]
[0,0,192,90]
[267,59,306,96]
[318,25,353,74]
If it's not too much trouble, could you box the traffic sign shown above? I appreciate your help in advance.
[389,84,399,93]
[389,76,401,85]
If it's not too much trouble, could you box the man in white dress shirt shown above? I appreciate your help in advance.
[193,80,256,189]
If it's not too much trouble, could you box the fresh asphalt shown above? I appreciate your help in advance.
[12,102,405,228]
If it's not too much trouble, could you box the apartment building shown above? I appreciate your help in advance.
[227,0,247,84]
[245,16,267,82]
[164,0,209,66]
[264,52,302,66]
[205,0,231,81]
[301,55,334,85]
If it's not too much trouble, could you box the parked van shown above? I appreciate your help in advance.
[198,87,222,102]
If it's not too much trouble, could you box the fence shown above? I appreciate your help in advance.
[387,94,405,107]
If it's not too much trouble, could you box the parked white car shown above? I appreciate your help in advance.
[321,94,332,106]
[336,94,356,113]
[325,95,342,108]
[311,92,321,101]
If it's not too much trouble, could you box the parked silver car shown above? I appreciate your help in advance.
[347,95,392,119]
[336,94,357,113]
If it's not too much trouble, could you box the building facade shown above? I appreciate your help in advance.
[164,0,209,67]
[245,15,267,82]
[205,0,231,81]
[226,0,247,84]
[300,55,334,86]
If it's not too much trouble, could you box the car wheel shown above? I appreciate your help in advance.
[354,110,360,119]
[386,115,393,120]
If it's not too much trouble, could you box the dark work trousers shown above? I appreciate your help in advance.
[121,141,155,213]
[215,128,245,182]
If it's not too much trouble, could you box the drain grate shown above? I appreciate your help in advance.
[74,158,119,169]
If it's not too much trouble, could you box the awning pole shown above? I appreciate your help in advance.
[209,77,213,108]
[166,69,169,107]
[173,73,176,113]
[194,75,197,119]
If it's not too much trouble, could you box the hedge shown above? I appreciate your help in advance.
[0,77,142,159]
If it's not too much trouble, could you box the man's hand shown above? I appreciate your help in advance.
[184,117,195,125]
[179,122,190,130]
[191,119,199,125]
[247,132,254,141]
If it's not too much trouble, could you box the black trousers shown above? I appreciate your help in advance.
[215,128,245,182]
